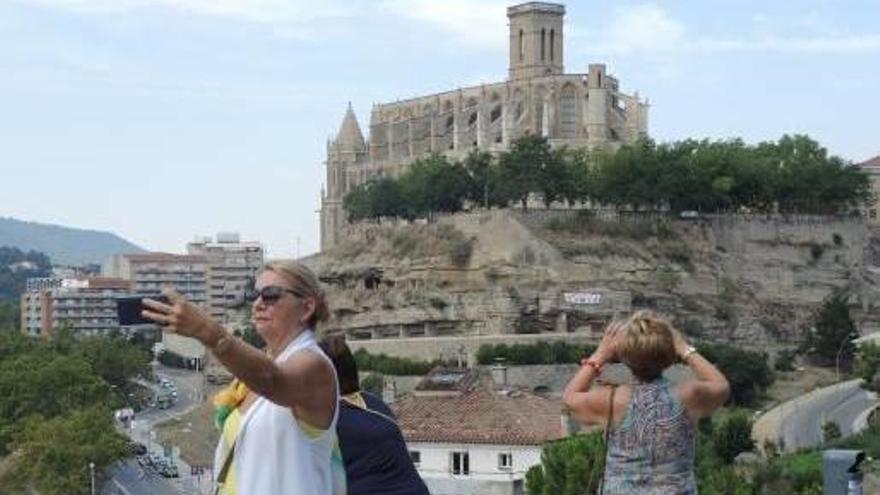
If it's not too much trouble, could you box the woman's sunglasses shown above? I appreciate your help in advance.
[244,285,305,304]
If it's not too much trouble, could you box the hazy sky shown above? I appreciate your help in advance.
[2,0,879,258]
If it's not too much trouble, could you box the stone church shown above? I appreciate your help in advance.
[320,2,650,251]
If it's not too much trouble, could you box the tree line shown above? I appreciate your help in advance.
[0,329,151,494]
[343,134,870,221]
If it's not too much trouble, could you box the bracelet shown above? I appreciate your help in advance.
[580,358,604,375]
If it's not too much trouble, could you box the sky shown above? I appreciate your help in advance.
[1,0,879,259]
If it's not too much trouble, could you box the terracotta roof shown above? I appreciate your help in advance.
[392,372,566,446]
[333,103,366,151]
[859,155,880,169]
[124,252,207,263]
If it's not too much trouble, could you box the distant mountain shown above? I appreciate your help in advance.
[0,217,146,266]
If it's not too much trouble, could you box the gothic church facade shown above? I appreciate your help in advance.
[321,2,650,251]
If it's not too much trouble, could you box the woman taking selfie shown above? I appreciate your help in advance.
[563,310,730,494]
[142,261,344,495]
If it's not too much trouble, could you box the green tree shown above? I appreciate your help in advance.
[804,292,857,368]
[71,334,151,390]
[0,300,20,331]
[0,353,112,454]
[9,407,129,495]
[699,343,772,406]
[497,135,562,209]
[525,433,605,495]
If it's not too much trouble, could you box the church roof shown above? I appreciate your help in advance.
[333,103,365,151]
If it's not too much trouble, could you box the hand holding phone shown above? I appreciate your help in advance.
[117,294,169,326]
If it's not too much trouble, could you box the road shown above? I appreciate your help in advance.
[101,460,179,495]
[107,363,213,495]
[754,379,879,453]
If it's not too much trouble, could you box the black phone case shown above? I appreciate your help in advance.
[116,295,169,326]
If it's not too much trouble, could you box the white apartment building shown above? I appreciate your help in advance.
[21,277,132,338]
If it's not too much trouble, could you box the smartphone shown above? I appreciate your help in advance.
[116,294,169,326]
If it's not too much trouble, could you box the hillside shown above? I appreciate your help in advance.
[306,209,880,362]
[0,217,145,266]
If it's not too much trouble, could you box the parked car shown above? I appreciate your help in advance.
[147,453,164,468]
[129,441,148,456]
[679,210,701,219]
[159,462,179,478]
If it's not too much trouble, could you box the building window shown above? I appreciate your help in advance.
[560,85,577,138]
[541,28,546,61]
[498,453,513,470]
[550,29,555,61]
[870,209,877,219]
[519,30,524,61]
[451,451,470,475]
[410,451,421,467]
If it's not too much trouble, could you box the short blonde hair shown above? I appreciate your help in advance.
[617,310,677,381]
[262,261,329,328]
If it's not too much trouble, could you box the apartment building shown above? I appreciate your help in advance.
[21,277,132,338]
[103,253,209,362]
[186,233,264,332]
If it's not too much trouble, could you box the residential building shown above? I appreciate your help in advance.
[20,277,132,338]
[103,253,209,362]
[186,233,264,332]
[320,1,650,250]
[392,366,569,495]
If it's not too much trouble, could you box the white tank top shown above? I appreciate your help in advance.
[215,329,339,495]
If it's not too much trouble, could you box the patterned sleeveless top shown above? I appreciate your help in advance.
[602,377,697,495]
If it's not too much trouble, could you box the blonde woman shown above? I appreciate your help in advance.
[142,262,344,495]
[563,310,730,495]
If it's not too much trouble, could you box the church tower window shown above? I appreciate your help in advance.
[541,28,546,61]
[519,30,524,61]
[550,29,555,61]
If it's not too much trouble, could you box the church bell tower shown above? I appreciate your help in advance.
[508,2,565,80]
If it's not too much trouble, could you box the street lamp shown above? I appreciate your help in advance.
[89,461,95,495]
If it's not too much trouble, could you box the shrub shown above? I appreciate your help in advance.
[699,343,773,406]
[353,348,439,375]
[476,341,596,365]
[774,349,797,372]
[822,421,841,442]
[655,265,682,291]
[360,372,384,394]
[449,236,474,267]
[712,411,755,464]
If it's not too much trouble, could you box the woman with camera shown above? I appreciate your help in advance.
[142,261,344,495]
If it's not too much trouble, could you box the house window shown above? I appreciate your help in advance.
[410,451,421,467]
[871,209,877,219]
[499,452,513,470]
[451,451,470,475]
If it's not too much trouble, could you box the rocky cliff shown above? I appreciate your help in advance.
[304,210,880,360]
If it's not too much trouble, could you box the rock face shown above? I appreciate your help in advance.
[305,210,880,360]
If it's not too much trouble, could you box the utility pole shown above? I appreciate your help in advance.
[89,461,95,495]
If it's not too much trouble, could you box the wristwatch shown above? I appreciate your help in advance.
[681,346,698,362]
